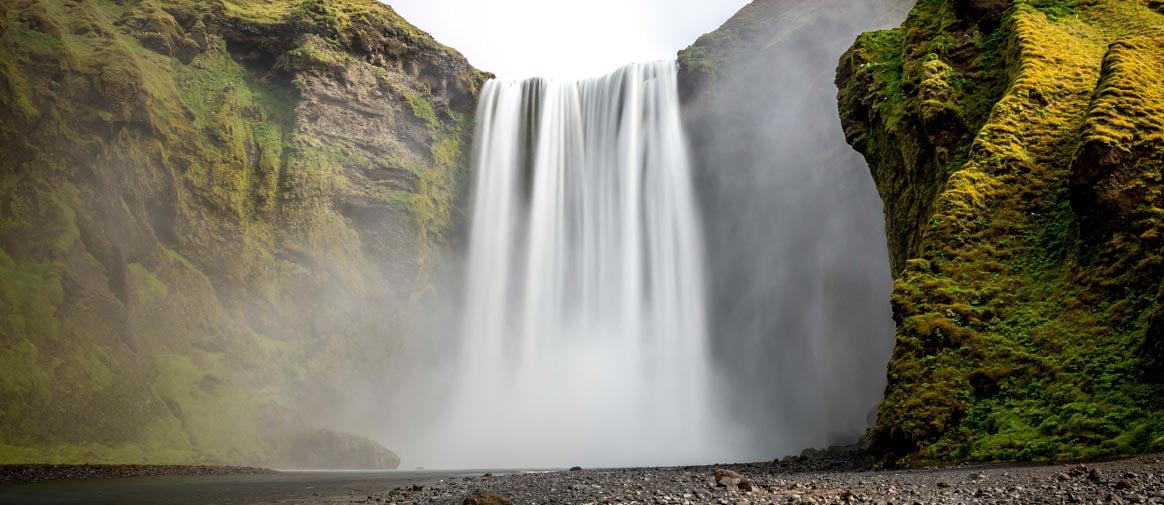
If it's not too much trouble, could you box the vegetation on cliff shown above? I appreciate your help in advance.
[0,0,485,465]
[838,0,1164,465]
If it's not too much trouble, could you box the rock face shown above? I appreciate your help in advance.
[677,0,912,456]
[279,429,400,469]
[838,0,1164,465]
[0,0,486,464]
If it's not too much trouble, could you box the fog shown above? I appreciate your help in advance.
[683,0,914,458]
[321,0,912,469]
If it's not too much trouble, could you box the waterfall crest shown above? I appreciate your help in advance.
[436,61,725,468]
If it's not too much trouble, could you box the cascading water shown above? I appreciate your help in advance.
[427,61,730,468]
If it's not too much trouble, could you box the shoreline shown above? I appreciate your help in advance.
[0,454,1160,505]
[0,464,275,485]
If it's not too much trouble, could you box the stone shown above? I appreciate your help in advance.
[714,469,754,491]
[464,490,512,505]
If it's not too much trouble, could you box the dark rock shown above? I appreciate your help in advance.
[1090,468,1104,482]
[570,466,583,471]
[954,0,1013,30]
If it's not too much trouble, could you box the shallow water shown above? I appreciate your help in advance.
[0,470,472,505]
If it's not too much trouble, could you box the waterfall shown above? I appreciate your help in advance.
[433,61,726,468]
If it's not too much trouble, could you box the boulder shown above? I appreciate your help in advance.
[714,469,753,491]
[464,490,511,505]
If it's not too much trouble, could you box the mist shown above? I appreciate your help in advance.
[320,0,913,469]
[683,0,914,459]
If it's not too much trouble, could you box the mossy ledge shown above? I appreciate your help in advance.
[0,0,487,465]
[838,0,1164,465]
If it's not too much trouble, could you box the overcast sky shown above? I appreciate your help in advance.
[385,0,751,81]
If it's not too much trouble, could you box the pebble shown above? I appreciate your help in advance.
[32,454,1152,505]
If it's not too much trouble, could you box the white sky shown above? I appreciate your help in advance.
[384,0,751,81]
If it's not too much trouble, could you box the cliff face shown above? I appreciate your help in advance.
[678,0,913,454]
[838,0,1164,464]
[0,0,485,465]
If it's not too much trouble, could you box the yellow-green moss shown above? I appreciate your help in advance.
[839,0,1164,466]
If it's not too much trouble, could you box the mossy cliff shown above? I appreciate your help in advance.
[838,0,1164,464]
[0,0,486,465]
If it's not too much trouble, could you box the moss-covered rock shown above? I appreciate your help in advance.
[838,0,1164,465]
[0,0,486,465]
[278,429,400,469]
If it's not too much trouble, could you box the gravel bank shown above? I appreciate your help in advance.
[0,464,275,485]
[307,454,1163,505]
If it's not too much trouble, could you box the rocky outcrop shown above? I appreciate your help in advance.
[278,429,400,469]
[0,0,486,465]
[838,0,1164,465]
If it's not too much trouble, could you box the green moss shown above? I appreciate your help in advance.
[405,89,438,127]
[676,45,716,89]
[286,36,348,69]
[1029,0,1080,20]
[0,0,483,466]
[0,250,64,343]
[151,354,268,463]
[860,29,908,123]
[128,263,170,304]
[840,0,1164,466]
[0,339,51,399]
